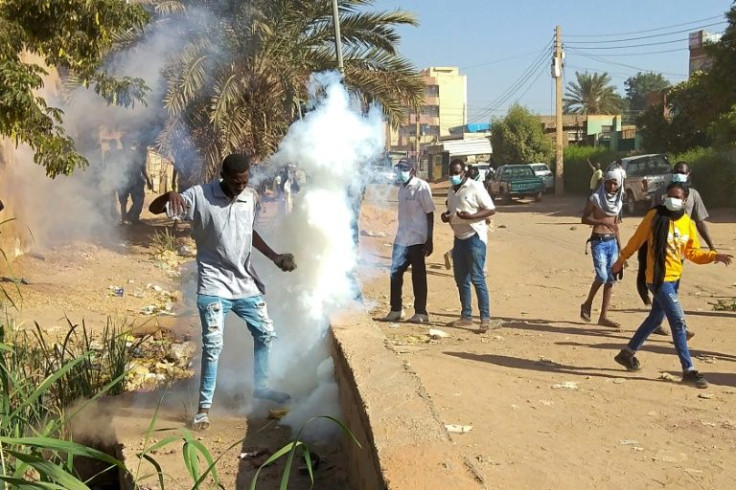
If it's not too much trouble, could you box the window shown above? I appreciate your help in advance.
[421,105,439,117]
[425,85,439,97]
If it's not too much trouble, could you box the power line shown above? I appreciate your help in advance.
[459,49,545,71]
[566,50,688,78]
[567,36,690,50]
[565,21,726,44]
[469,40,553,122]
[566,14,725,38]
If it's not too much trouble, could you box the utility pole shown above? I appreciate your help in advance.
[415,108,421,159]
[553,25,564,196]
[331,0,344,75]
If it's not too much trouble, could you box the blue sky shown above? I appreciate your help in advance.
[372,0,734,122]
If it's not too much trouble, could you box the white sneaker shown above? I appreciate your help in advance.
[408,314,429,324]
[383,310,404,322]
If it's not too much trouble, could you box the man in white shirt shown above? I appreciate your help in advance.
[441,159,497,332]
[384,159,435,323]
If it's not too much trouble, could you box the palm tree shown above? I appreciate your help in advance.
[563,71,623,115]
[156,0,424,181]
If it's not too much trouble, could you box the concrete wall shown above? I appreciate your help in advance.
[330,309,483,489]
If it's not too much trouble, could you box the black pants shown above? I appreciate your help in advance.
[390,244,428,314]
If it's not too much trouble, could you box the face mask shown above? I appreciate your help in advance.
[664,196,684,212]
[450,175,463,186]
[672,173,688,183]
[400,171,411,183]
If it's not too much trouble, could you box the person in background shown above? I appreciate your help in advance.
[441,159,497,333]
[580,171,623,329]
[383,159,435,323]
[117,136,152,224]
[587,159,603,194]
[149,153,297,430]
[611,182,732,388]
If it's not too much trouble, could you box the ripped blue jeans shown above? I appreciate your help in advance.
[627,281,694,372]
[196,295,276,409]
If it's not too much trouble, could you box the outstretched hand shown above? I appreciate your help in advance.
[273,253,297,272]
[715,253,733,266]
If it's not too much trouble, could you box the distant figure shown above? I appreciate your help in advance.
[117,137,152,224]
[272,174,282,200]
[383,159,435,324]
[148,153,297,430]
[611,182,732,388]
[282,175,293,215]
[587,159,603,194]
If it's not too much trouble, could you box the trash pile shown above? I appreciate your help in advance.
[136,283,182,316]
[124,334,197,391]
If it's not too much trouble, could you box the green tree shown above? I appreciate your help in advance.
[563,71,623,115]
[0,0,149,176]
[624,72,670,112]
[490,104,553,165]
[638,73,711,153]
[158,0,425,180]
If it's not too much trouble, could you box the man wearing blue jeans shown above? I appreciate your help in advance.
[149,154,296,430]
[441,159,496,333]
[580,170,623,328]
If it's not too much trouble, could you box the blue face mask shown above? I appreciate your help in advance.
[450,175,463,186]
[672,172,688,183]
[400,171,411,183]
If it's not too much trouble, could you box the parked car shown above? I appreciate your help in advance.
[486,164,545,203]
[607,154,671,214]
[529,163,554,192]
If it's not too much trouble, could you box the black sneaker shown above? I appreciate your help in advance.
[681,370,708,389]
[614,350,641,371]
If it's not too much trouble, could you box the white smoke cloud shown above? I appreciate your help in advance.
[246,71,385,440]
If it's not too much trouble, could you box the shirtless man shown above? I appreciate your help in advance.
[580,170,624,328]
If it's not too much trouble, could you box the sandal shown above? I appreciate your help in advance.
[580,304,591,322]
[598,318,621,329]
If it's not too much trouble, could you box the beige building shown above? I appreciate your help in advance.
[689,29,722,74]
[389,67,467,155]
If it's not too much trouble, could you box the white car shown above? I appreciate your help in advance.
[529,163,554,191]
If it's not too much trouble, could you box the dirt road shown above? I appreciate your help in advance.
[359,183,736,490]
[3,183,736,489]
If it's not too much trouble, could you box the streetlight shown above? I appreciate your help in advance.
[331,0,344,74]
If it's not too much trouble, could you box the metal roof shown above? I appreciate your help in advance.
[437,138,493,157]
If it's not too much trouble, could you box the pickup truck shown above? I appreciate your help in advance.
[607,154,671,215]
[486,164,545,203]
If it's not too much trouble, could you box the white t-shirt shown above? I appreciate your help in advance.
[447,179,495,243]
[395,177,435,246]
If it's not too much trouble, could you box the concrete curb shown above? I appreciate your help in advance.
[330,308,483,489]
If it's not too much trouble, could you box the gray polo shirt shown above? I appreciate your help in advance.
[179,181,264,299]
[651,185,709,222]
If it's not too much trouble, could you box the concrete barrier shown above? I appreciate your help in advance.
[330,308,483,490]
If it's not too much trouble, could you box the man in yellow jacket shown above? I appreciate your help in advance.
[611,182,732,388]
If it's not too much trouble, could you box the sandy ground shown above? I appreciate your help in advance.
[3,184,736,489]
[359,183,736,490]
